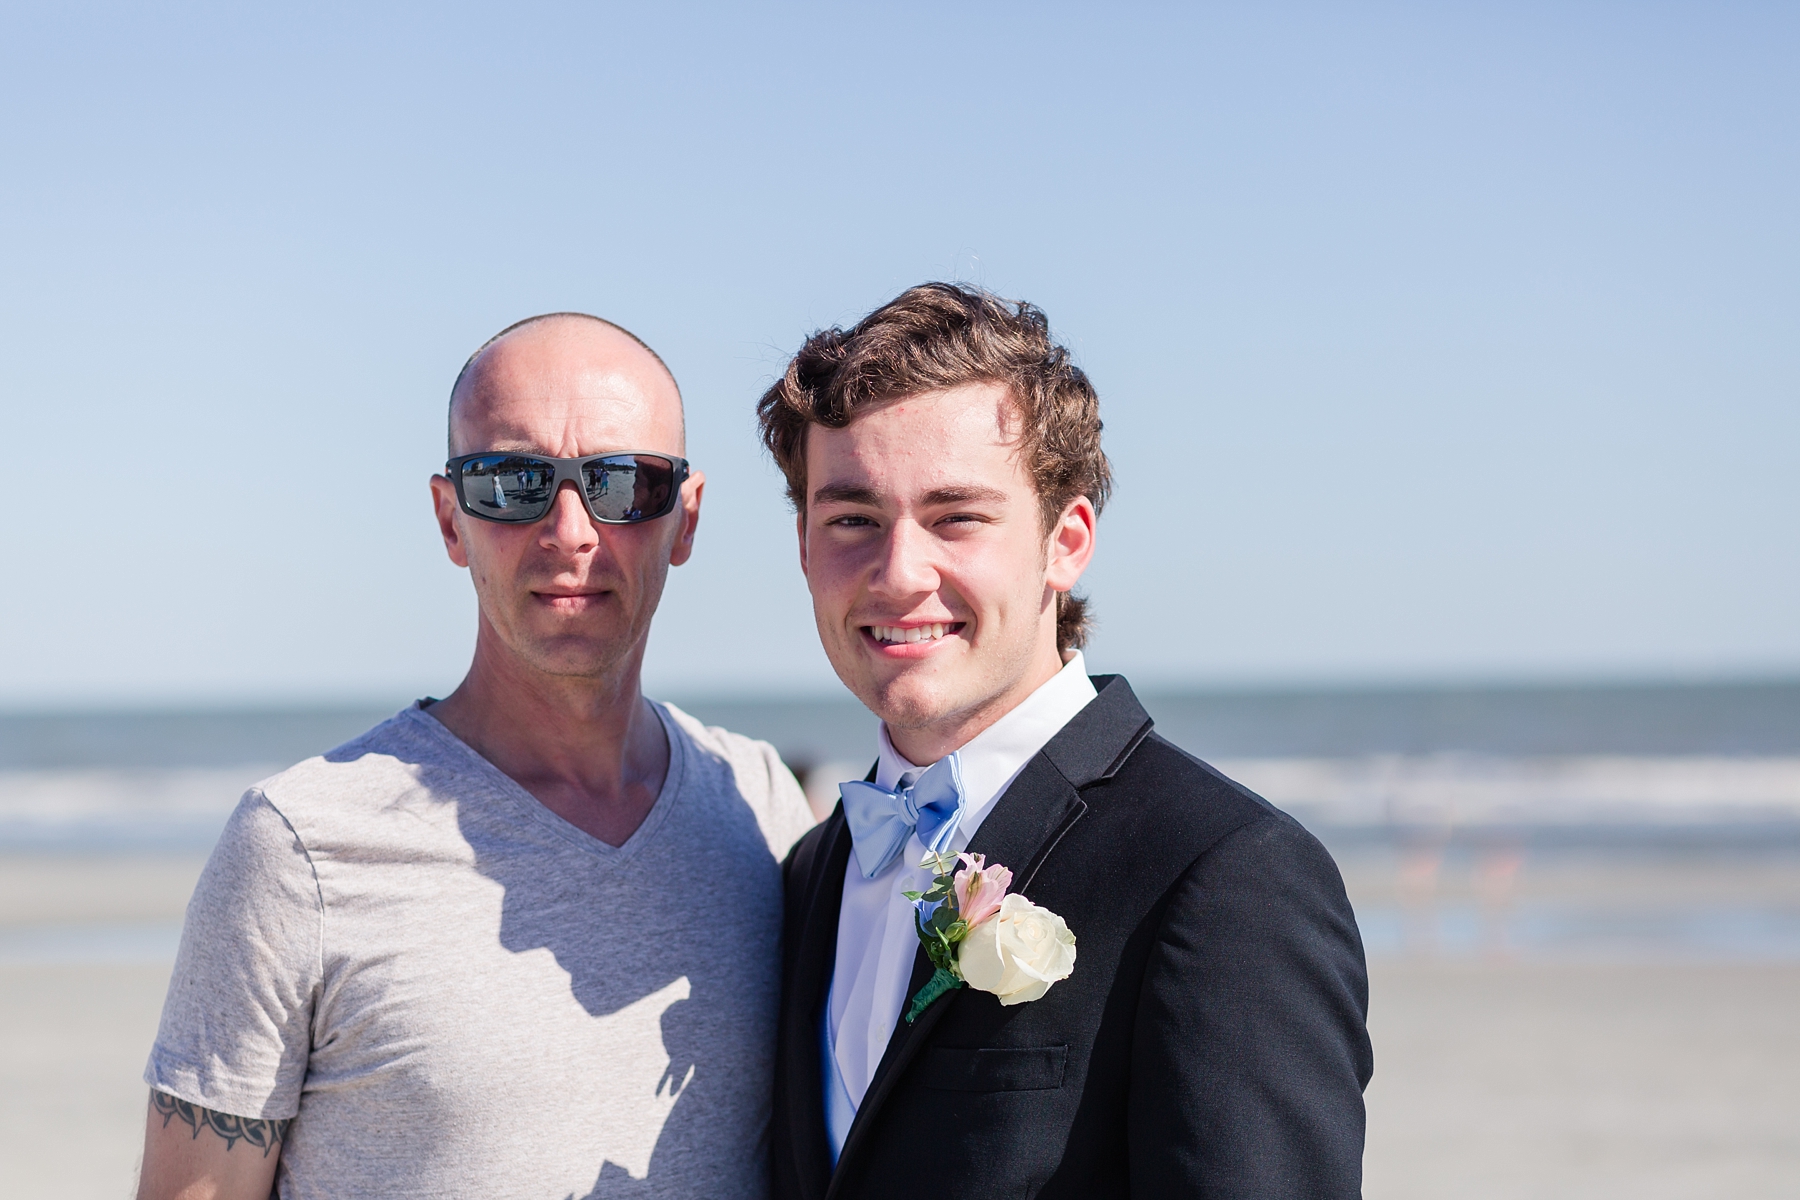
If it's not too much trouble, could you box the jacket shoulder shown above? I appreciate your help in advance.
[1108,729,1279,820]
[1093,729,1342,877]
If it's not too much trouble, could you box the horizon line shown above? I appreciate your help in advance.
[5,669,1800,718]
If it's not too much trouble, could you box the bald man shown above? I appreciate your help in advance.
[137,314,816,1200]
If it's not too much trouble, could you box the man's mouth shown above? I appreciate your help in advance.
[535,590,607,609]
[866,622,964,646]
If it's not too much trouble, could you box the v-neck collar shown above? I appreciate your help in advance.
[405,701,686,865]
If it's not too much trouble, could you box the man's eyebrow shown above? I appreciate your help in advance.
[811,482,884,507]
[920,485,1009,507]
[809,482,1012,509]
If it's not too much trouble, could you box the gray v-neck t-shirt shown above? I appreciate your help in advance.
[146,701,816,1200]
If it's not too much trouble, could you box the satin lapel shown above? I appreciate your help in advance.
[826,754,1086,1195]
[784,812,854,1200]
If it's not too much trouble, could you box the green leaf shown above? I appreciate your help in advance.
[904,967,964,1023]
[924,928,957,973]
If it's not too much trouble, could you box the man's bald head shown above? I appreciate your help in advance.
[448,313,684,457]
[428,311,706,702]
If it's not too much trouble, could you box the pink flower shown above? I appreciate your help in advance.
[954,852,1013,927]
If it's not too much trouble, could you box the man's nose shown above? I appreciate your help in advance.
[538,481,600,553]
[869,519,940,597]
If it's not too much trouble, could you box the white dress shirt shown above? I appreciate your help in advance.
[824,652,1097,1156]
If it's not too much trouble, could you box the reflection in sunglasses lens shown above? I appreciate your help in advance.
[585,456,674,522]
[460,456,554,521]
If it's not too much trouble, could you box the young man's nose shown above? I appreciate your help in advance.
[538,481,601,553]
[868,519,941,597]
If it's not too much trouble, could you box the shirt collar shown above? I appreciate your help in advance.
[875,651,1098,846]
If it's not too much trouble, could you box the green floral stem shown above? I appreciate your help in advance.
[904,967,963,1023]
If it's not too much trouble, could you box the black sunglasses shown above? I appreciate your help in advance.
[445,451,690,525]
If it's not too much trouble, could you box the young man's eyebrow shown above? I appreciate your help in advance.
[810,482,1012,509]
[810,481,884,507]
[920,485,1009,507]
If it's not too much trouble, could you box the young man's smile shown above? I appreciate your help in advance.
[863,620,967,652]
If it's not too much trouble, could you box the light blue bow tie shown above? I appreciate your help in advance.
[838,752,967,879]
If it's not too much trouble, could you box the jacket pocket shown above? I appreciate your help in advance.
[915,1045,1068,1092]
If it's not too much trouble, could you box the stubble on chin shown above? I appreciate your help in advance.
[487,586,640,681]
[520,629,635,680]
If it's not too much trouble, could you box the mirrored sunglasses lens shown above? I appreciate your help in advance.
[459,456,555,521]
[583,456,676,522]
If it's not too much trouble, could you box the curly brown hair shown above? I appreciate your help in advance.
[756,282,1112,652]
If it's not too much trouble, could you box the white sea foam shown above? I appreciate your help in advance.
[797,755,1800,833]
[7,756,1800,849]
[1219,755,1800,828]
[0,766,278,848]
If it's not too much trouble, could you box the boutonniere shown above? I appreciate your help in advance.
[901,851,1077,1022]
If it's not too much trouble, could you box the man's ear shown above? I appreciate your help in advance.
[796,510,809,578]
[668,471,706,567]
[430,475,471,568]
[1044,495,1097,594]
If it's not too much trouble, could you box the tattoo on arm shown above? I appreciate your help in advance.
[151,1090,292,1157]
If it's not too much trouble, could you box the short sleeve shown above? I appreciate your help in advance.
[741,736,820,859]
[144,787,323,1120]
[660,703,818,858]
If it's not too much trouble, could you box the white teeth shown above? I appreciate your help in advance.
[871,623,956,645]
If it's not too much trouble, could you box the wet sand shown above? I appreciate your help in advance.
[4,852,1800,1198]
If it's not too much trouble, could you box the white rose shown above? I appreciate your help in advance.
[957,893,1077,1006]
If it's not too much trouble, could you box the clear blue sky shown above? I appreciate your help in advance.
[2,3,1795,706]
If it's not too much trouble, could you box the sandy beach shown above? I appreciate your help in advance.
[5,849,1799,1198]
[1365,960,1800,1199]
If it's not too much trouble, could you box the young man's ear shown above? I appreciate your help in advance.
[796,511,809,577]
[1044,496,1097,593]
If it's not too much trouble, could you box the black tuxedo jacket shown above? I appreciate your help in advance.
[772,675,1373,1200]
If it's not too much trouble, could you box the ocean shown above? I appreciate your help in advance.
[3,679,1799,961]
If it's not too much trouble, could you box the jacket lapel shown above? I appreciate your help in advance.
[825,677,1154,1192]
[784,811,854,1200]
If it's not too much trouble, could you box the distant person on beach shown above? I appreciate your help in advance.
[137,314,815,1199]
[759,283,1373,1198]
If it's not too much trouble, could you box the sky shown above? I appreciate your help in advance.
[1,2,1795,707]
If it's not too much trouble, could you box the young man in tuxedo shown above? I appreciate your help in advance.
[757,283,1373,1199]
